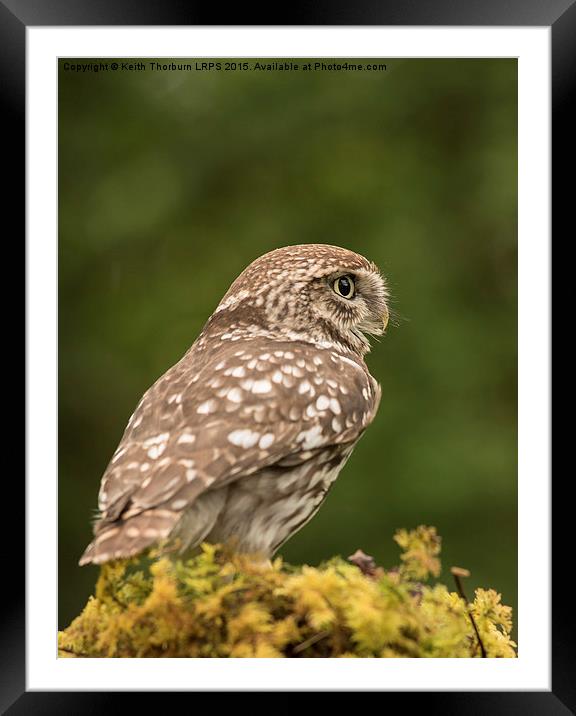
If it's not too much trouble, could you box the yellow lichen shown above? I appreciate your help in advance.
[58,526,516,658]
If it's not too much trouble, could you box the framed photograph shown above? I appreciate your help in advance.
[11,0,565,709]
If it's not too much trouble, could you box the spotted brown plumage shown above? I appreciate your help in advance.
[79,244,389,565]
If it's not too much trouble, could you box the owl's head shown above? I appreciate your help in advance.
[212,244,389,357]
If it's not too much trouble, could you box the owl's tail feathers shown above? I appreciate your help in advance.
[78,508,180,566]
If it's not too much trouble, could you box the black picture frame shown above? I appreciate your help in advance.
[8,0,566,710]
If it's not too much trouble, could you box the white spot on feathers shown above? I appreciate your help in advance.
[305,404,317,418]
[259,433,275,449]
[251,379,271,394]
[227,387,243,403]
[297,425,325,449]
[147,444,166,459]
[178,459,195,468]
[142,433,169,448]
[197,399,217,415]
[228,429,261,448]
[316,395,330,411]
[298,380,312,394]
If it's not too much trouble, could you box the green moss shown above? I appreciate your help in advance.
[58,527,516,658]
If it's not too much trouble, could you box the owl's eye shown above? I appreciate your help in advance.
[333,275,355,299]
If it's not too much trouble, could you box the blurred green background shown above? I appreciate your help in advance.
[59,58,517,634]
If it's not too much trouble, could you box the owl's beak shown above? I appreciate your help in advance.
[382,306,390,332]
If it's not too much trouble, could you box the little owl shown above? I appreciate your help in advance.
[79,244,389,565]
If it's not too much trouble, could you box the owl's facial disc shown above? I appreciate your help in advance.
[311,266,389,354]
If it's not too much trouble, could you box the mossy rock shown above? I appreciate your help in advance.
[58,526,516,658]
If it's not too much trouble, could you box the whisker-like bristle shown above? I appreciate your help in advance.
[388,307,409,327]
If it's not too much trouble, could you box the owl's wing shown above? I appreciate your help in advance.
[79,339,380,564]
